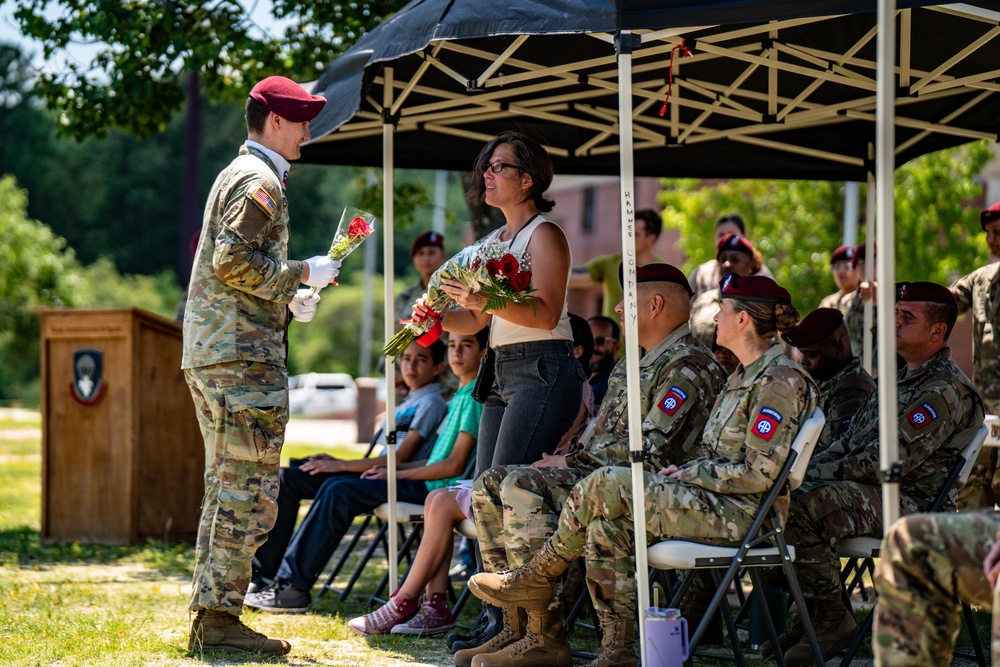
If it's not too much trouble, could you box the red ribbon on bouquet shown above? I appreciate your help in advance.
[402,307,444,347]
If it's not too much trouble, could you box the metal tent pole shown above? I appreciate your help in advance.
[383,66,399,588]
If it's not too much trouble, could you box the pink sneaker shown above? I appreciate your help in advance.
[347,589,418,636]
[390,592,456,636]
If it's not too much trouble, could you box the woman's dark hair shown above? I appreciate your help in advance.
[568,313,595,374]
[466,130,555,213]
[245,97,270,135]
[716,213,746,235]
[475,325,490,350]
[729,298,800,339]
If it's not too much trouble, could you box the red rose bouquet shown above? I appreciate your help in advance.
[383,239,537,362]
[306,206,375,296]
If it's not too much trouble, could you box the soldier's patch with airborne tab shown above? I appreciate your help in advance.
[753,407,783,441]
[659,386,688,416]
[249,184,277,217]
[907,403,938,429]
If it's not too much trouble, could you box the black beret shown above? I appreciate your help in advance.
[830,245,855,264]
[981,201,1000,229]
[410,231,445,256]
[618,262,693,297]
[249,76,326,123]
[780,307,844,348]
[720,274,792,303]
[895,281,956,306]
[716,233,756,258]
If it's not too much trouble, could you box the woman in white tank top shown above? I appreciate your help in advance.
[412,130,584,476]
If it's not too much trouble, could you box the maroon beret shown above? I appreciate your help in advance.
[780,307,844,348]
[830,245,855,265]
[852,241,876,268]
[720,274,792,303]
[716,233,756,258]
[249,76,326,123]
[410,231,445,257]
[895,281,956,306]
[618,262,693,297]
[981,201,1000,229]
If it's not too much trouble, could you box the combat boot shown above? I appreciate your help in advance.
[468,542,570,610]
[677,578,724,646]
[188,609,291,656]
[454,606,526,667]
[758,613,802,658]
[471,607,573,667]
[581,612,638,667]
[782,600,858,666]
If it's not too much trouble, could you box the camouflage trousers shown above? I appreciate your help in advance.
[957,446,1000,510]
[472,464,585,574]
[873,510,1000,667]
[184,361,288,614]
[547,466,752,622]
[784,480,885,605]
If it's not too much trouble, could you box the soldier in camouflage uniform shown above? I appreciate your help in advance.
[872,510,1000,667]
[688,233,762,347]
[817,245,858,312]
[780,308,875,452]
[459,264,726,667]
[952,202,1000,509]
[469,275,817,667]
[843,241,877,370]
[182,77,337,656]
[773,282,986,666]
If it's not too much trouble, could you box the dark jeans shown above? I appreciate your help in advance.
[476,339,584,477]
[253,465,428,590]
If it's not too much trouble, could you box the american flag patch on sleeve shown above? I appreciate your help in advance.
[249,185,276,216]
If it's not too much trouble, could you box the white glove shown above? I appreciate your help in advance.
[288,288,321,323]
[303,256,341,288]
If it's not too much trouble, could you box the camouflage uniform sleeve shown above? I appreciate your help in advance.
[676,377,806,494]
[897,387,964,479]
[822,383,867,444]
[213,173,303,302]
[950,270,974,314]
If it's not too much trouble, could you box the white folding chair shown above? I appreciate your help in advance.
[647,407,826,667]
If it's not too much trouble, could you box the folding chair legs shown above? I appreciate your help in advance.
[318,514,376,599]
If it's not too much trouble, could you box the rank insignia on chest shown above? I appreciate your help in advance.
[907,403,938,429]
[659,386,688,416]
[753,406,783,441]
[249,185,277,216]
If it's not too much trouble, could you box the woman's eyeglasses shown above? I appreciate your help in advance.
[487,161,520,174]
[594,336,618,346]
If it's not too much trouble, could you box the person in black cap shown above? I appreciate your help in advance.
[397,230,448,325]
[781,308,875,453]
[773,281,985,665]
[183,75,331,657]
[818,245,859,311]
[951,201,1000,509]
[462,262,727,667]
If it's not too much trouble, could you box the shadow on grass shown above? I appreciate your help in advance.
[0,526,195,578]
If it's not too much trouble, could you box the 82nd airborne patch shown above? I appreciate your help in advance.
[907,403,938,429]
[753,406,783,441]
[659,386,688,416]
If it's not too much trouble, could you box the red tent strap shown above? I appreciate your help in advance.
[659,41,693,117]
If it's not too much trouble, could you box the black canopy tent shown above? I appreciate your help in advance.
[298,2,1000,660]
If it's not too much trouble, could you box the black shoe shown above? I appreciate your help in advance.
[446,608,488,650]
[244,578,311,614]
[247,576,272,595]
[448,604,502,652]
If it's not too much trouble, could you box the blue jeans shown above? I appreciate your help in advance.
[261,468,429,590]
[475,339,584,477]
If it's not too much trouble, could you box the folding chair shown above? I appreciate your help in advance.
[647,407,826,667]
[836,422,990,667]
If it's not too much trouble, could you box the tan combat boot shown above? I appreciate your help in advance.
[471,607,573,667]
[454,607,527,667]
[468,542,570,610]
[758,613,803,658]
[581,613,638,667]
[188,609,291,656]
[782,601,858,666]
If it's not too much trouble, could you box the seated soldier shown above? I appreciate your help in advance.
[245,338,450,612]
[873,509,1000,667]
[457,263,727,667]
[772,282,985,666]
[469,275,816,667]
[780,307,875,452]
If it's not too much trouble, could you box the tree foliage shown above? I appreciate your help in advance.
[13,0,408,140]
[660,140,994,312]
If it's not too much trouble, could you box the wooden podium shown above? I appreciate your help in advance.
[39,308,203,543]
